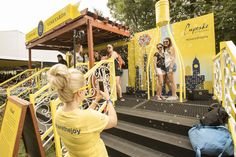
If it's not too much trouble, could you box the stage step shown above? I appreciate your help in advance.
[102,132,173,157]
[116,106,198,136]
[105,120,194,157]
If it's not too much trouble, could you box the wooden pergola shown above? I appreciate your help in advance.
[26,9,130,69]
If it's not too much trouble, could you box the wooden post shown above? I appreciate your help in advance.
[87,20,94,69]
[28,49,32,69]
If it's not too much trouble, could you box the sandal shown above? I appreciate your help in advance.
[160,95,166,100]
[154,96,162,101]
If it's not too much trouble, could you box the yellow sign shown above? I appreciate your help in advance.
[26,28,38,43]
[26,2,81,43]
[0,96,45,157]
[172,13,215,92]
[128,28,159,89]
[0,99,22,157]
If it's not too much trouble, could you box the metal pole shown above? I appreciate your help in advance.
[73,29,77,68]
[28,49,32,69]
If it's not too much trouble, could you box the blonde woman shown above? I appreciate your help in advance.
[163,37,178,101]
[47,64,117,157]
[107,44,125,101]
[154,43,166,100]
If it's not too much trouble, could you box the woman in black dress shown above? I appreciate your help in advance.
[154,43,166,100]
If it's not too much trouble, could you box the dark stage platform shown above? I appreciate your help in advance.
[103,94,223,157]
[115,94,217,118]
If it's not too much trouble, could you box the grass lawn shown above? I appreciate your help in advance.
[19,139,56,157]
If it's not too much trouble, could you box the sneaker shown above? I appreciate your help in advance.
[119,97,125,102]
[166,96,178,101]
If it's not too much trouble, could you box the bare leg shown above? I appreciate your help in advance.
[165,75,172,94]
[167,72,177,97]
[116,76,123,100]
[156,76,161,97]
[158,74,163,97]
[159,74,165,99]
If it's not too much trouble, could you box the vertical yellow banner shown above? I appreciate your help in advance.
[172,13,215,92]
[0,100,22,157]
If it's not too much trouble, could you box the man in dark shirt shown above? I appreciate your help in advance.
[57,54,68,66]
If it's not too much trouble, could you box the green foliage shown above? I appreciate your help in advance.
[107,0,157,32]
[107,0,236,52]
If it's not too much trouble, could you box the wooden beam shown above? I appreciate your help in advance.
[89,17,130,37]
[26,18,87,49]
[28,49,32,69]
[84,40,127,52]
[87,20,94,69]
[32,46,71,51]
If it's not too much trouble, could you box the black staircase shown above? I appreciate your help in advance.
[102,96,215,157]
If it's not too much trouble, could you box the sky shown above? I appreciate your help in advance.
[0,0,111,34]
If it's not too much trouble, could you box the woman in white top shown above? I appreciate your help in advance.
[71,44,88,66]
[163,37,178,101]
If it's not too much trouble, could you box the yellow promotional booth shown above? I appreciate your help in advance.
[128,13,215,99]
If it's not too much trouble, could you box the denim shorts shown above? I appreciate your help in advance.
[166,64,177,73]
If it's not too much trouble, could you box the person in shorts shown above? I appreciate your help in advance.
[163,37,178,101]
[154,43,166,100]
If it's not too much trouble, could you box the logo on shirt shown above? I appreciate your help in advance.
[56,124,80,135]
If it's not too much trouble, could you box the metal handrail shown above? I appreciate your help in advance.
[41,126,53,141]
[213,41,236,149]
[7,68,49,96]
[212,52,221,61]
[0,69,36,87]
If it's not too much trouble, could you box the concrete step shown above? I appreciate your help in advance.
[105,120,195,157]
[102,132,173,157]
[116,106,198,136]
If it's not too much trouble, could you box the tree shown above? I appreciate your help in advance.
[107,0,236,52]
[107,0,158,33]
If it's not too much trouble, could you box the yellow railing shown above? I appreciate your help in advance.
[212,52,222,102]
[6,68,49,97]
[7,68,49,96]
[28,62,91,146]
[0,69,36,87]
[0,69,36,110]
[4,67,52,146]
[213,41,236,149]
[83,58,117,101]
[50,98,62,157]
[27,59,115,154]
[29,83,56,147]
